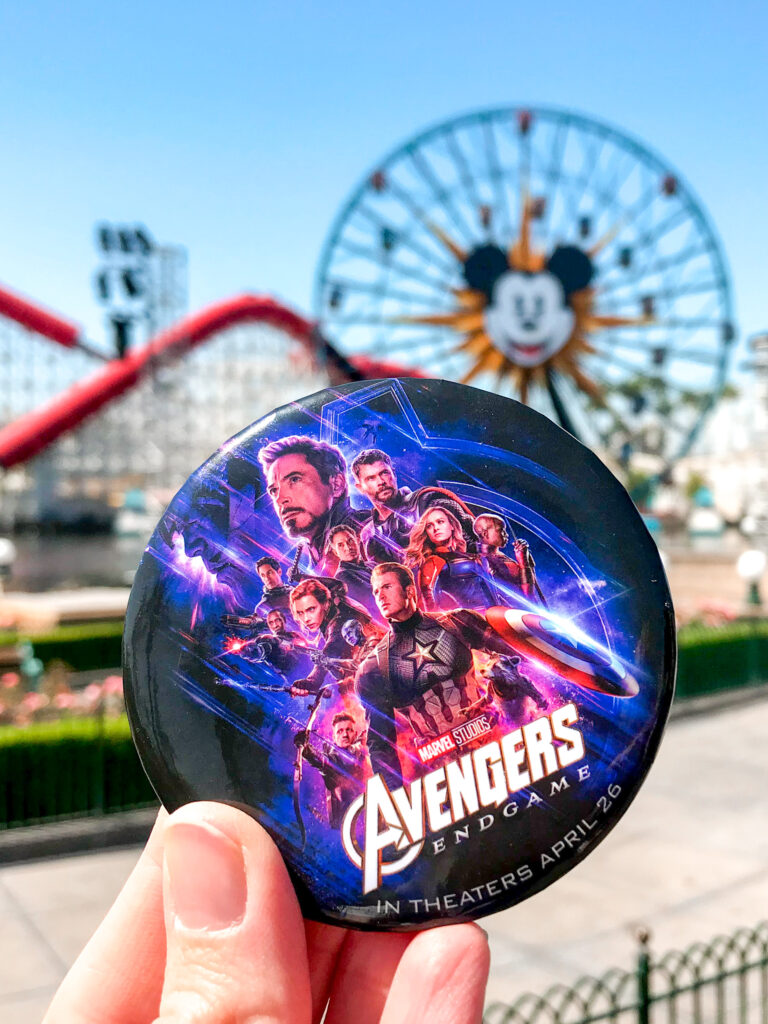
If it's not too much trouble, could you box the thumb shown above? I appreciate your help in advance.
[156,802,311,1024]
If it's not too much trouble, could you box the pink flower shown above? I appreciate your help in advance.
[1,672,20,689]
[53,692,78,710]
[20,692,47,712]
[101,675,123,696]
[83,683,102,703]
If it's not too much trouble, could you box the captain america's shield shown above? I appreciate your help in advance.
[485,606,639,697]
[124,377,675,931]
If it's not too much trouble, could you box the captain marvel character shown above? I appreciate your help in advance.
[406,506,497,612]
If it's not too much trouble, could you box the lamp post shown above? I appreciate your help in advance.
[736,549,766,610]
[0,537,17,594]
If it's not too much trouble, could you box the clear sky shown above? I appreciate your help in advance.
[1,0,766,365]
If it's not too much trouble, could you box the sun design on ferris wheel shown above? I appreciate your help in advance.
[403,198,652,406]
[314,106,736,473]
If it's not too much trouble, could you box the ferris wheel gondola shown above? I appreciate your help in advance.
[314,105,736,476]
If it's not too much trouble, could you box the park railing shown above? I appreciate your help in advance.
[485,924,768,1024]
[0,712,157,828]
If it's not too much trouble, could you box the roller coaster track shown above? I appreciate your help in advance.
[0,283,421,470]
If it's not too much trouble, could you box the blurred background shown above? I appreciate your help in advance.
[0,2,766,1021]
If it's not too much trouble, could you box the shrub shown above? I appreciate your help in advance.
[0,714,156,828]
[0,620,124,673]
[677,620,768,699]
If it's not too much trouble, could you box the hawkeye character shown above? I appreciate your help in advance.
[355,563,532,789]
[259,436,368,576]
[295,712,367,829]
[351,448,475,565]
[407,506,497,612]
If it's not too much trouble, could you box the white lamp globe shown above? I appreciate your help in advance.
[736,549,767,583]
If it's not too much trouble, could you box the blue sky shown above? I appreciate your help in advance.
[1,0,766,364]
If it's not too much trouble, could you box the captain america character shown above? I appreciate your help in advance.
[355,562,534,790]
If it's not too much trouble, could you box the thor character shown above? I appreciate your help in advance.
[351,448,475,564]
[407,505,497,612]
[473,514,542,601]
[259,436,368,575]
[355,563,525,789]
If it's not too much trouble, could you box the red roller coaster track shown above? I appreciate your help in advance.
[0,284,421,470]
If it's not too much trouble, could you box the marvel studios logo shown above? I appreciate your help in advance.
[416,714,494,764]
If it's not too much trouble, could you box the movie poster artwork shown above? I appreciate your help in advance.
[124,378,675,930]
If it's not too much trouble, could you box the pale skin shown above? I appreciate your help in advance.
[424,509,453,546]
[267,454,345,540]
[372,571,418,622]
[292,594,328,634]
[332,719,356,748]
[289,593,330,696]
[353,460,398,518]
[330,531,360,564]
[258,563,283,589]
[43,802,490,1023]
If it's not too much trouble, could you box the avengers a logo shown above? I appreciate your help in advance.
[341,705,586,895]
[341,777,424,894]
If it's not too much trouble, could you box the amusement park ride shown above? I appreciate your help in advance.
[0,105,736,529]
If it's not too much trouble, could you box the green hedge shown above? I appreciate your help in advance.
[0,715,156,828]
[677,620,768,699]
[0,622,766,829]
[0,620,124,672]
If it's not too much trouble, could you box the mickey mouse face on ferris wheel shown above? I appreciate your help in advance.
[463,244,595,368]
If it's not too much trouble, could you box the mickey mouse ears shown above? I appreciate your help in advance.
[462,243,595,301]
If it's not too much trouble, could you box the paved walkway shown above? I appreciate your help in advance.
[2,696,767,1022]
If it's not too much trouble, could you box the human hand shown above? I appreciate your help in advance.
[43,802,490,1023]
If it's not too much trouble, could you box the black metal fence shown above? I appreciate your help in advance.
[0,712,157,828]
[485,925,768,1024]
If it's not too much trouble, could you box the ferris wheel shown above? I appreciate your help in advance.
[313,106,736,474]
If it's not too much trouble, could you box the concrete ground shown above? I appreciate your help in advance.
[2,695,766,1023]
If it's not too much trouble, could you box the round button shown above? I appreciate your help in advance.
[124,378,675,930]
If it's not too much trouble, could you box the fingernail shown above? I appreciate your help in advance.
[165,821,247,931]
